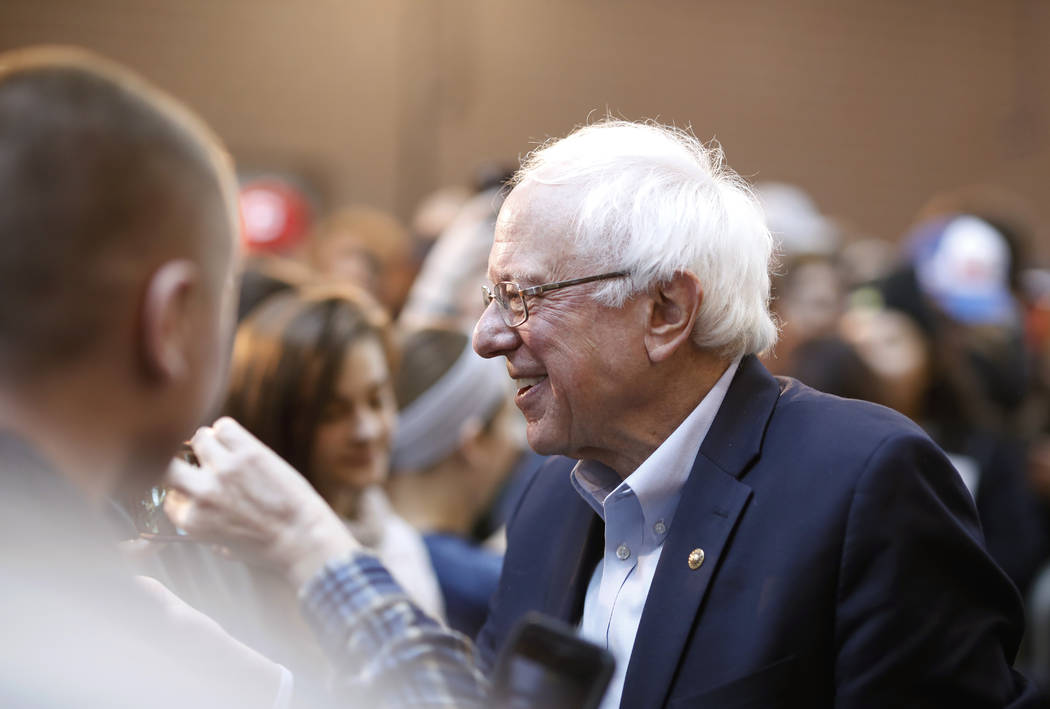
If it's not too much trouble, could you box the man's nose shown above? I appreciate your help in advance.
[473,301,520,359]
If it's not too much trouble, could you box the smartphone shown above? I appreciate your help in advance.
[491,613,615,709]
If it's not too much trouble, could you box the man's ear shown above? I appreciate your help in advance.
[643,271,703,363]
[140,259,201,382]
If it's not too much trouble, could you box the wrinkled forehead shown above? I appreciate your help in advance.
[489,181,582,283]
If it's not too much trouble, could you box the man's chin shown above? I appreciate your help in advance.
[524,424,567,457]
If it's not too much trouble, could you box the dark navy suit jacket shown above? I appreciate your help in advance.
[475,355,1038,708]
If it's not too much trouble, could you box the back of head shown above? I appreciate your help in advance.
[512,120,778,359]
[0,46,234,378]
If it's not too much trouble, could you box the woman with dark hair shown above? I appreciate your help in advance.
[224,285,444,620]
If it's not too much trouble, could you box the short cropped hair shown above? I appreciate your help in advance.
[513,120,778,358]
[0,46,233,374]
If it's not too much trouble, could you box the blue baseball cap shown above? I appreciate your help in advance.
[910,215,1017,326]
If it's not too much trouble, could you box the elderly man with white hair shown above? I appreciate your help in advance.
[172,120,1038,708]
[465,121,1035,708]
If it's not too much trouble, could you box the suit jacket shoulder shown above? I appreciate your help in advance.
[475,357,1038,707]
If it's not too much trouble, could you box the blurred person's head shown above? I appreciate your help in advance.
[838,237,897,290]
[839,303,931,420]
[310,206,414,316]
[753,181,838,258]
[224,286,397,518]
[410,185,471,252]
[766,253,845,375]
[398,186,506,332]
[910,215,1021,330]
[0,46,239,496]
[236,255,314,324]
[874,212,1031,441]
[473,120,777,471]
[915,185,1043,288]
[782,335,882,404]
[387,327,518,532]
[911,215,1030,412]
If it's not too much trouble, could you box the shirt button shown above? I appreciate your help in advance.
[616,543,631,560]
[653,520,667,536]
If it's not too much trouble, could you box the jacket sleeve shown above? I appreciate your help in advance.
[301,553,489,708]
[833,431,1039,708]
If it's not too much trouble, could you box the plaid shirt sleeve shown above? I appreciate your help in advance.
[300,552,490,708]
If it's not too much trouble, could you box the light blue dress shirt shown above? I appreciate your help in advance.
[571,357,741,709]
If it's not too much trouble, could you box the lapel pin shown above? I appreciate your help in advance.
[687,548,705,570]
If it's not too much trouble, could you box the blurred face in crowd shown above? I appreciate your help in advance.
[312,209,415,315]
[314,230,382,295]
[473,182,647,465]
[310,335,398,502]
[779,258,843,342]
[840,306,929,419]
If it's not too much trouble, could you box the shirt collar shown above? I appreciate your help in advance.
[571,356,742,533]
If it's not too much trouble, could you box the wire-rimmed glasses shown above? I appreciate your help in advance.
[481,271,629,327]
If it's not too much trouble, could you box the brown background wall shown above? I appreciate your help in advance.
[2,0,1047,255]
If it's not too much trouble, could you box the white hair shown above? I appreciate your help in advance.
[513,120,778,358]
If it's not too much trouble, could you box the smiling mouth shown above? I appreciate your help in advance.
[515,376,547,396]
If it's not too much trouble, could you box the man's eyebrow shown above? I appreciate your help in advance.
[489,268,546,284]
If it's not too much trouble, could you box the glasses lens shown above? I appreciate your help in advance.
[496,282,527,326]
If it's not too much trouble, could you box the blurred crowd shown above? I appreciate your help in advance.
[4,44,1046,709]
[207,165,538,649]
[223,169,1050,687]
[763,183,1050,681]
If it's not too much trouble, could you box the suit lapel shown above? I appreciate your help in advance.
[542,498,604,622]
[620,355,782,709]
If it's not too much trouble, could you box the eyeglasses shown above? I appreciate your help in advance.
[481,271,629,327]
